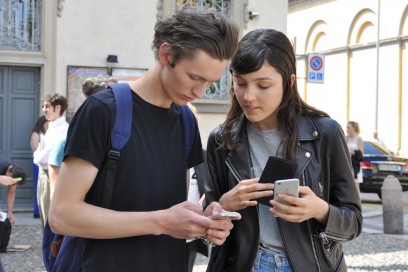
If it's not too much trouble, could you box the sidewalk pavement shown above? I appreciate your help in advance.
[2,192,408,272]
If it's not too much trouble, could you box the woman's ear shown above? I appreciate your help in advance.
[159,43,175,67]
[290,74,296,88]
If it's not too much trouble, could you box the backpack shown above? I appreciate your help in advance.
[42,83,197,272]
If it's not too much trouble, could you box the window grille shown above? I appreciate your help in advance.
[0,0,42,51]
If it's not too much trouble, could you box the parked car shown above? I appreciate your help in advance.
[360,141,408,198]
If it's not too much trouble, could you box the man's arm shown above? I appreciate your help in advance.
[6,184,16,224]
[49,156,234,244]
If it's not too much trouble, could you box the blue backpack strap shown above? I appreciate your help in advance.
[110,83,133,150]
[177,105,196,159]
[101,83,133,208]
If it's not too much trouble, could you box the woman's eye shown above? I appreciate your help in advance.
[235,81,246,86]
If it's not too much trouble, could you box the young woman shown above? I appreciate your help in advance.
[30,116,48,218]
[346,121,364,193]
[205,29,362,272]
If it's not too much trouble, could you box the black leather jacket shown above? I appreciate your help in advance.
[205,115,362,272]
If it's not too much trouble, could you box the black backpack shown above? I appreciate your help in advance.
[42,83,197,272]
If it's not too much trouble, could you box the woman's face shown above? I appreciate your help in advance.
[233,62,284,130]
[346,123,356,136]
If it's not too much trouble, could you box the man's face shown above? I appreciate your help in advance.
[42,100,61,121]
[160,49,228,106]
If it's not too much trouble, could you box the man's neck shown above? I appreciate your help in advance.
[130,64,173,108]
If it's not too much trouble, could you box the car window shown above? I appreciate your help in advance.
[364,142,385,155]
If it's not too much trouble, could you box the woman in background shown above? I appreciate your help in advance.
[30,116,48,218]
[346,121,364,193]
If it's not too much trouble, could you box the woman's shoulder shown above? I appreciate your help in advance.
[300,115,340,136]
[209,125,224,143]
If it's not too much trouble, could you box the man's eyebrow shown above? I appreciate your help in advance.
[187,72,208,81]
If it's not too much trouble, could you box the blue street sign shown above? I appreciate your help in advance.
[307,54,325,84]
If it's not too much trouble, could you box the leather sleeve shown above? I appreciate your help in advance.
[318,118,363,241]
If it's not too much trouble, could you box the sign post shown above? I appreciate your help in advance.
[307,53,325,84]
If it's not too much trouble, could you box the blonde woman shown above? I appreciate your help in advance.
[346,121,364,193]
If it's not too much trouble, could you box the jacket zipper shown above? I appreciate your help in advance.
[225,156,260,272]
[297,144,322,272]
[225,157,242,184]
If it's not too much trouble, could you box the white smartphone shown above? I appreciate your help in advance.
[208,211,239,220]
[273,178,299,213]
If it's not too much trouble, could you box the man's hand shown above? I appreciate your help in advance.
[159,201,240,246]
[8,212,16,224]
[0,176,16,186]
[202,202,241,246]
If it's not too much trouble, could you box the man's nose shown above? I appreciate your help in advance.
[193,82,212,99]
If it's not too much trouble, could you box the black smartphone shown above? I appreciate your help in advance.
[256,156,297,206]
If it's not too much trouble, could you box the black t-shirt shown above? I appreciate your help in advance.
[64,89,203,271]
[0,156,10,175]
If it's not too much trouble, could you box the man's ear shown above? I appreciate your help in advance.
[54,105,62,115]
[159,43,175,67]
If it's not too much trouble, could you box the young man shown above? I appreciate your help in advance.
[49,7,240,271]
[0,156,26,255]
[33,94,68,229]
[0,156,26,224]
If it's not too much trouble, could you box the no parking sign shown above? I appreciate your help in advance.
[307,53,325,84]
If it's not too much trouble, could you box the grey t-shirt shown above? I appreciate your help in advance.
[247,123,286,253]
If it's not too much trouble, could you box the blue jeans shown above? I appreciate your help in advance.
[252,249,294,272]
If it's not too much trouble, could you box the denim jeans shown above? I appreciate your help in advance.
[252,249,294,272]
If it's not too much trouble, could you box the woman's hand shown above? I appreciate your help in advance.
[219,178,273,211]
[270,185,329,224]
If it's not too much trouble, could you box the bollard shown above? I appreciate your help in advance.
[381,175,404,234]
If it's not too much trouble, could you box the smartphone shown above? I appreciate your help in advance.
[274,178,299,213]
[208,211,239,220]
[256,157,298,206]
[14,177,23,182]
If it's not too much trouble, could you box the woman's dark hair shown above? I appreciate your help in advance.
[223,29,329,161]
[152,6,239,64]
[31,116,48,134]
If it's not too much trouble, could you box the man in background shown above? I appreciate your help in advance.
[0,156,26,253]
[33,93,68,229]
[373,131,386,148]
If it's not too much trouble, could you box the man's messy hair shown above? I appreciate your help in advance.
[82,75,118,97]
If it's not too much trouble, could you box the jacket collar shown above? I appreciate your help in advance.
[297,115,321,141]
[227,114,318,181]
[231,114,321,142]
